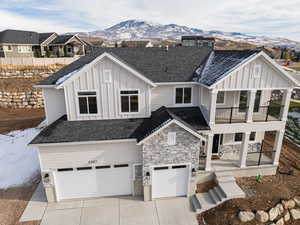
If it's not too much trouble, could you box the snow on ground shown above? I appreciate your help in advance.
[0,121,45,189]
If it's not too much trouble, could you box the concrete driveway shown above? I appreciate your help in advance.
[20,184,198,225]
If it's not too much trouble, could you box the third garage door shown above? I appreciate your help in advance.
[152,165,189,199]
[54,164,132,201]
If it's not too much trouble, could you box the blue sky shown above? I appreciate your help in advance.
[0,0,299,41]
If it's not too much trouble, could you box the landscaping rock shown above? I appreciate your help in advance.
[276,204,284,215]
[239,211,255,222]
[294,196,300,207]
[290,209,300,220]
[256,210,269,223]
[282,200,296,209]
[284,211,290,222]
[269,207,279,221]
[276,218,284,225]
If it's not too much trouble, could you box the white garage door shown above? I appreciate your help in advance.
[54,164,132,200]
[152,165,189,199]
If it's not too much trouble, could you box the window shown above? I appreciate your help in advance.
[253,64,262,78]
[103,70,112,83]
[250,132,256,141]
[234,133,243,142]
[216,91,225,104]
[253,90,261,112]
[3,45,12,51]
[0,46,3,52]
[167,132,176,145]
[17,45,31,53]
[239,91,248,112]
[175,87,192,104]
[120,90,139,113]
[78,91,98,114]
[114,164,129,168]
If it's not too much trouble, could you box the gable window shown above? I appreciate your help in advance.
[216,91,225,104]
[78,91,98,114]
[120,90,139,113]
[234,133,243,142]
[167,132,176,145]
[253,90,261,113]
[103,70,112,83]
[250,132,256,141]
[253,64,262,78]
[175,87,192,104]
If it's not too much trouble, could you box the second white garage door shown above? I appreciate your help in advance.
[54,164,132,201]
[152,165,189,199]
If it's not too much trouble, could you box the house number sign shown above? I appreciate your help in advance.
[88,160,98,164]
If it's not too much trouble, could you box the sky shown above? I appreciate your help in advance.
[0,0,299,41]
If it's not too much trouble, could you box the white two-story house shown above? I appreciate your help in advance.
[30,47,299,204]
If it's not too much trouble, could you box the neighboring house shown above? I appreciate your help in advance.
[121,40,153,48]
[182,36,215,50]
[30,46,299,203]
[0,29,86,58]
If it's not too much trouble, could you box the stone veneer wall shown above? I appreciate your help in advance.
[142,123,201,184]
[0,68,60,78]
[0,91,44,108]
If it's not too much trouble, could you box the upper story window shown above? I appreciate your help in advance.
[120,90,139,113]
[253,90,262,112]
[3,45,12,51]
[216,91,225,104]
[253,64,262,79]
[78,91,98,115]
[175,87,192,105]
[234,133,243,142]
[103,70,112,83]
[167,132,176,145]
[18,45,31,53]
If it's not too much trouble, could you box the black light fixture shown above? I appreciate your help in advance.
[191,168,196,176]
[145,172,150,177]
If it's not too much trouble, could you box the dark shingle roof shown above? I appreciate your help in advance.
[49,35,75,45]
[0,29,40,44]
[133,106,210,142]
[39,47,211,85]
[196,50,259,86]
[30,106,209,145]
[39,32,55,44]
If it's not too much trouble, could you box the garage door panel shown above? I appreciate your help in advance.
[55,166,132,200]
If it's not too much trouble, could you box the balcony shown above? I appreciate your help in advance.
[215,103,283,124]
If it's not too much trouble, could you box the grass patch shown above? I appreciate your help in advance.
[290,101,300,108]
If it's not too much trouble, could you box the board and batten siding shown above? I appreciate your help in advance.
[38,141,142,171]
[151,84,200,111]
[215,56,294,90]
[64,57,151,120]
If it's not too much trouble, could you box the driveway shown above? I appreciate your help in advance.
[20,184,198,225]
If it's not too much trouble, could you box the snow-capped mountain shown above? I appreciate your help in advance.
[75,20,300,50]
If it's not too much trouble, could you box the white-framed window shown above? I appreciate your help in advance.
[167,132,176,145]
[253,64,262,78]
[77,91,98,115]
[234,133,243,142]
[17,45,31,53]
[103,69,112,83]
[216,91,225,104]
[175,87,192,104]
[250,132,256,141]
[120,90,139,113]
[0,46,3,52]
[3,45,12,51]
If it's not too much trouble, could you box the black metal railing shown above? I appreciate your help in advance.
[252,103,283,122]
[246,141,275,166]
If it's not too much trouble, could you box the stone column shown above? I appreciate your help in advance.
[239,132,250,168]
[209,90,218,126]
[246,90,257,122]
[273,130,285,166]
[280,89,292,121]
[205,133,214,171]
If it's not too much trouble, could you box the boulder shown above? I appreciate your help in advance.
[282,200,296,209]
[284,211,290,222]
[294,196,300,207]
[269,207,279,221]
[276,204,284,215]
[276,218,284,225]
[239,211,255,222]
[256,210,269,223]
[290,209,300,220]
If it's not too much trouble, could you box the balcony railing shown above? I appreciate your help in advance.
[215,103,283,124]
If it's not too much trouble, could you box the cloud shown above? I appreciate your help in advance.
[0,0,299,41]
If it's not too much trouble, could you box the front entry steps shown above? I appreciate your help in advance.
[191,171,245,214]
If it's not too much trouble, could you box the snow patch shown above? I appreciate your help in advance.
[0,121,46,189]
[55,69,80,85]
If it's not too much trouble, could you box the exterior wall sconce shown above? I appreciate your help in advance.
[145,171,151,184]
[191,168,197,177]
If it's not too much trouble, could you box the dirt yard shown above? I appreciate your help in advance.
[199,136,300,225]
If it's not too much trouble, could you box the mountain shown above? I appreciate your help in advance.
[74,20,300,50]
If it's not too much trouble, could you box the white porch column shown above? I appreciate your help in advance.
[205,133,214,171]
[246,90,257,122]
[273,130,285,166]
[209,90,218,126]
[280,89,292,121]
[239,132,250,168]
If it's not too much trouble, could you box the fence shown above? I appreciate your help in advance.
[0,56,80,66]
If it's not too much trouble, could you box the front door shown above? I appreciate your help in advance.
[212,134,220,154]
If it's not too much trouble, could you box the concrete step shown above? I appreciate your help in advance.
[195,192,215,213]
[216,175,236,184]
[214,186,226,200]
[208,189,221,204]
[214,171,234,178]
[190,195,201,213]
[218,181,246,199]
